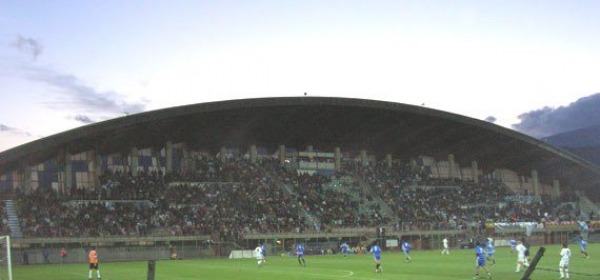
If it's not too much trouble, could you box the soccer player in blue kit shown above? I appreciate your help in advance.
[370,241,382,273]
[474,241,492,279]
[340,241,349,259]
[509,238,517,253]
[296,243,306,267]
[579,237,590,259]
[401,240,412,262]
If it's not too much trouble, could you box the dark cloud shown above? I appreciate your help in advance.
[512,93,600,138]
[21,65,146,118]
[11,35,44,61]
[484,116,497,123]
[73,115,95,124]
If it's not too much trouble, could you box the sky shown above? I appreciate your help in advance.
[1,0,600,153]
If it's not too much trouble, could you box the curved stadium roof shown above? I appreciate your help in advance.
[1,97,599,191]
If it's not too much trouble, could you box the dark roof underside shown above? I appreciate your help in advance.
[1,97,599,191]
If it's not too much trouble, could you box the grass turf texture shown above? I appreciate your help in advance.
[9,244,599,280]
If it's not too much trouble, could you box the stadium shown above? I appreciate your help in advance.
[0,96,599,280]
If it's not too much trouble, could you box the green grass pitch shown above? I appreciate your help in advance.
[9,244,599,280]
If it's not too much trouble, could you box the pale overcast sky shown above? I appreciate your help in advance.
[1,0,600,152]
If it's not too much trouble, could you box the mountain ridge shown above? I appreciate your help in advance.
[542,124,600,165]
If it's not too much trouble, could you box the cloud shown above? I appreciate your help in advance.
[11,35,44,61]
[0,123,34,137]
[73,114,95,124]
[484,116,497,123]
[512,93,600,138]
[0,124,15,132]
[21,65,147,118]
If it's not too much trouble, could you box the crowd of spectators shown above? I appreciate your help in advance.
[0,201,10,235]
[292,173,388,229]
[351,158,582,232]
[3,152,587,240]
[15,157,308,242]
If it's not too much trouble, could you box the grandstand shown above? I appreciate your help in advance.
[0,97,598,266]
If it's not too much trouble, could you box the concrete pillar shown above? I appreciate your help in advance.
[471,161,478,183]
[250,144,258,163]
[334,147,341,171]
[220,147,227,162]
[149,147,157,171]
[448,154,455,179]
[386,154,392,169]
[360,150,367,165]
[19,161,32,193]
[92,149,102,191]
[181,144,190,172]
[307,145,314,153]
[493,169,501,182]
[553,179,560,199]
[279,145,286,165]
[64,149,72,195]
[165,141,173,173]
[130,147,139,174]
[531,170,540,197]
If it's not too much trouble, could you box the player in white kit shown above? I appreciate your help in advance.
[255,245,265,267]
[559,242,571,279]
[441,237,450,255]
[515,239,529,272]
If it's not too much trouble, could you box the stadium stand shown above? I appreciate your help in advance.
[2,151,586,240]
[0,97,598,264]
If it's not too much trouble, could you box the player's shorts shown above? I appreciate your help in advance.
[373,255,381,261]
[559,259,569,268]
[476,258,486,267]
[518,256,526,263]
[297,253,304,258]
[89,263,99,270]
